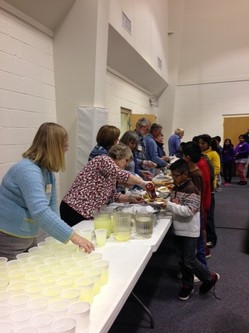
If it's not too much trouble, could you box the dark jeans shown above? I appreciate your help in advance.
[222,161,233,183]
[175,235,212,288]
[60,201,86,227]
[196,215,208,269]
[206,193,217,245]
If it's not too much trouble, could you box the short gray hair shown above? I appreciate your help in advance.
[108,142,132,160]
[136,117,151,128]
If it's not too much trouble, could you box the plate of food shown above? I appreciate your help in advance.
[144,197,166,206]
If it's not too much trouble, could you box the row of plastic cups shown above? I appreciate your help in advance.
[7,259,108,283]
[0,298,90,322]
[5,266,108,302]
[0,300,90,332]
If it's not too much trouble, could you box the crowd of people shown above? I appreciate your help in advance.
[0,119,248,301]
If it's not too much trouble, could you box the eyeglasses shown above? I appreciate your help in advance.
[171,172,184,178]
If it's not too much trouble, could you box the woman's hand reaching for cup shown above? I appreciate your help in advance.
[70,233,95,253]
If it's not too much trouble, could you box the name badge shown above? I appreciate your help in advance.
[46,184,52,193]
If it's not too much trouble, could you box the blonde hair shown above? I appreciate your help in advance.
[23,122,68,172]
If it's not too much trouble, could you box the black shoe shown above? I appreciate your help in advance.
[178,285,194,301]
[199,273,220,294]
[237,181,247,185]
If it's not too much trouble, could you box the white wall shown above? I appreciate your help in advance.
[109,0,169,81]
[168,0,249,144]
[0,8,56,180]
[105,71,152,126]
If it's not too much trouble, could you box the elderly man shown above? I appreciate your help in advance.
[144,123,169,175]
[168,128,184,156]
[133,118,156,179]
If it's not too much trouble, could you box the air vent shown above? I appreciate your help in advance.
[122,12,132,34]
[157,57,162,70]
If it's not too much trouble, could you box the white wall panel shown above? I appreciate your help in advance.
[0,9,56,182]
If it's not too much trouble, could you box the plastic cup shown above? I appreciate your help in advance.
[9,294,30,308]
[93,260,109,285]
[67,268,84,279]
[75,259,92,271]
[7,281,26,294]
[0,257,8,265]
[84,268,102,295]
[0,305,12,321]
[0,291,11,304]
[0,277,9,290]
[56,277,74,288]
[15,327,39,333]
[9,308,33,328]
[24,272,40,283]
[45,236,55,243]
[24,283,43,298]
[7,269,25,281]
[94,229,107,247]
[47,299,69,318]
[68,301,91,327]
[60,288,81,303]
[0,322,13,333]
[5,260,21,270]
[35,264,51,275]
[30,312,54,332]
[27,297,48,311]
[20,262,36,272]
[27,255,44,263]
[42,286,62,301]
[87,252,103,261]
[40,274,56,286]
[44,257,59,266]
[51,317,76,333]
[28,247,41,255]
[60,257,76,267]
[16,252,31,262]
[50,266,68,278]
[74,277,95,303]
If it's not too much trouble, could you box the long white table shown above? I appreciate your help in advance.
[74,216,172,333]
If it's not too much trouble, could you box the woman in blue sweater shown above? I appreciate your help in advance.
[0,123,94,260]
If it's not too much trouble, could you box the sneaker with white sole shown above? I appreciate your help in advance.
[178,285,194,301]
[199,272,220,294]
[177,272,200,283]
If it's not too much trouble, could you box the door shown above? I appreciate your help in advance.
[120,108,131,137]
[223,115,249,176]
[130,114,157,131]
[223,116,249,147]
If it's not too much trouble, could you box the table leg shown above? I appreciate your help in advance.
[131,291,155,328]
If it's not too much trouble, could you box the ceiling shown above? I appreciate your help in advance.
[3,0,75,31]
[2,0,168,96]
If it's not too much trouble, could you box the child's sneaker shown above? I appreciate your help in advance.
[178,285,194,301]
[199,273,220,294]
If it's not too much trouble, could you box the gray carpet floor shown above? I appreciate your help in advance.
[109,179,249,333]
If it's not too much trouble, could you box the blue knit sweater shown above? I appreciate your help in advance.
[0,159,73,242]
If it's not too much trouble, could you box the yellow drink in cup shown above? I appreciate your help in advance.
[94,229,107,247]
